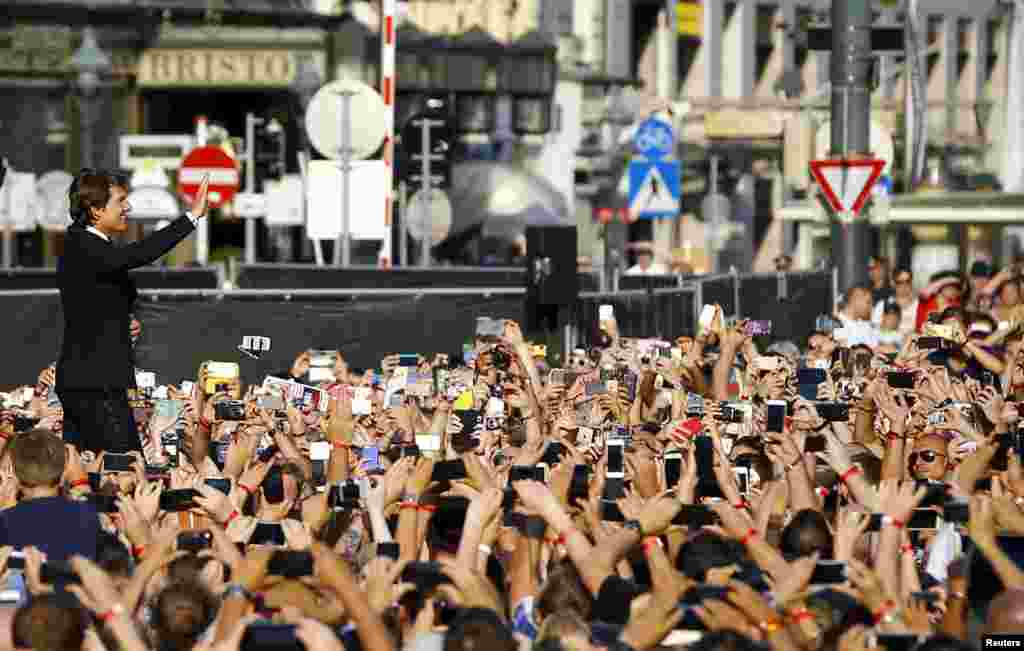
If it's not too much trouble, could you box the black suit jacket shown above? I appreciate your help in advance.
[56,217,196,390]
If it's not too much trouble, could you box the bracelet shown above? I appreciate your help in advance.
[478,544,492,556]
[400,502,419,511]
[789,608,815,624]
[733,500,750,510]
[882,515,905,529]
[418,504,438,513]
[886,430,904,441]
[131,545,145,558]
[759,618,783,634]
[224,510,240,526]
[873,599,900,625]
[198,417,212,430]
[238,484,255,495]
[69,478,90,490]
[332,441,352,449]
[642,536,662,554]
[839,466,861,483]
[740,528,758,546]
[0,432,11,441]
[900,543,914,553]
[97,603,125,623]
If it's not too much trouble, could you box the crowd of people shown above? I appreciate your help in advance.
[0,258,1024,651]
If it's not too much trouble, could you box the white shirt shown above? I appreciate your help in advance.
[84,212,198,243]
[871,297,919,336]
[625,262,669,276]
[836,312,880,348]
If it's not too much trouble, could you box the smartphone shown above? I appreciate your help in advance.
[256,395,284,411]
[508,465,544,484]
[804,436,826,453]
[816,402,850,422]
[698,305,717,331]
[178,530,213,553]
[585,382,608,397]
[6,551,24,571]
[309,441,331,462]
[240,623,300,651]
[432,459,468,482]
[398,354,419,368]
[809,560,847,585]
[249,522,286,547]
[205,478,231,495]
[415,433,441,453]
[744,320,772,337]
[917,337,954,351]
[268,550,314,577]
[733,466,750,494]
[886,371,915,389]
[766,400,786,433]
[599,304,615,321]
[797,368,827,385]
[944,499,969,524]
[694,436,715,480]
[606,439,625,479]
[102,453,135,473]
[214,400,246,421]
[686,393,705,418]
[378,542,400,560]
[601,500,625,522]
[40,561,79,585]
[664,451,682,488]
[160,489,199,512]
[361,446,381,472]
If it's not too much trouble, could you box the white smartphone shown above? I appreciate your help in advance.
[699,304,717,330]
[486,397,505,417]
[205,362,240,378]
[577,427,594,446]
[308,367,336,384]
[599,304,615,321]
[135,371,156,389]
[415,433,441,452]
[309,441,331,461]
[734,466,750,494]
[352,387,373,416]
[606,438,625,479]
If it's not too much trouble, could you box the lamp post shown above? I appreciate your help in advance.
[290,53,321,263]
[70,27,111,169]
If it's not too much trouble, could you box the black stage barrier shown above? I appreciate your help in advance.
[618,275,684,291]
[237,264,601,292]
[0,267,221,290]
[0,291,524,390]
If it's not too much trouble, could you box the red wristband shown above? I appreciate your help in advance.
[238,484,255,495]
[0,431,11,441]
[740,528,758,546]
[840,466,861,483]
[332,441,352,449]
[418,504,438,513]
[872,600,898,624]
[642,536,662,554]
[97,604,125,623]
[69,478,90,489]
[789,608,815,624]
[198,417,212,430]
[886,431,903,441]
[886,516,905,530]
[224,510,240,526]
[131,545,145,558]
[900,543,914,553]
[400,502,419,511]
[733,500,750,510]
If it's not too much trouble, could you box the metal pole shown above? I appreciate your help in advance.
[379,0,397,267]
[195,118,209,266]
[1,162,11,270]
[419,118,432,268]
[334,90,354,267]
[244,113,262,265]
[398,181,408,267]
[829,0,872,294]
[709,155,719,274]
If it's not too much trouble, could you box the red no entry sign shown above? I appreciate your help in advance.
[178,145,240,208]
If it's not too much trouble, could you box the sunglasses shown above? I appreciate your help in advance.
[909,450,947,465]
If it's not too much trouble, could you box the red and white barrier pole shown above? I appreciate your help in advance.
[378,0,396,268]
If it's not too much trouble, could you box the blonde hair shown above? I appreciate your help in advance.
[535,612,590,651]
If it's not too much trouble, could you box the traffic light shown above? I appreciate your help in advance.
[254,118,286,186]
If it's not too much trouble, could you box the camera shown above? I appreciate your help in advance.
[214,400,246,421]
[716,402,745,423]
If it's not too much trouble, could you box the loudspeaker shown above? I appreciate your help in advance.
[526,226,578,306]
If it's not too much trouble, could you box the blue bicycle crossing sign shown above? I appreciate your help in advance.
[633,118,675,159]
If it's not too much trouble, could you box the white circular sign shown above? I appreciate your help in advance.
[35,170,73,232]
[406,189,452,244]
[304,79,387,161]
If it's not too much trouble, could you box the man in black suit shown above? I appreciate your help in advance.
[56,170,210,453]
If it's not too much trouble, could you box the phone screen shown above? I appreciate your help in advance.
[205,478,231,495]
[810,561,847,585]
[361,446,380,470]
[664,453,682,488]
[398,354,419,367]
[606,441,625,477]
[887,371,916,389]
[766,401,786,433]
[103,453,135,473]
[694,436,715,480]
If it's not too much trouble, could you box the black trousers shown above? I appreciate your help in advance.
[56,388,141,454]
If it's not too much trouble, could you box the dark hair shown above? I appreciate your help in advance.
[689,630,768,651]
[68,169,119,227]
[11,428,66,488]
[150,581,218,651]
[536,559,593,622]
[444,607,517,651]
[779,509,833,561]
[12,594,87,651]
[677,531,744,580]
[96,530,134,578]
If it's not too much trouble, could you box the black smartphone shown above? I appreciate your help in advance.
[102,453,135,473]
[804,436,826,453]
[917,337,953,351]
[398,354,420,367]
[6,551,24,571]
[87,493,119,514]
[257,445,279,464]
[916,481,949,508]
[816,402,849,422]
[205,478,231,495]
[664,451,682,488]
[797,368,827,385]
[887,371,916,389]
[601,500,625,522]
[40,561,79,585]
[262,467,285,504]
[671,505,717,527]
[378,542,400,561]
[249,522,286,547]
[569,465,591,505]
[809,560,847,585]
[540,442,566,466]
[178,530,213,553]
[944,500,969,524]
[159,489,199,512]
[268,550,314,578]
[401,445,421,459]
[431,460,468,483]
[766,400,786,433]
[327,481,361,510]
[509,465,544,484]
[694,436,715,480]
[214,400,247,421]
[240,623,302,651]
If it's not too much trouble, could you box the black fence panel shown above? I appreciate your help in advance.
[618,275,681,291]
[0,267,220,290]
[236,264,600,292]
[737,272,834,345]
[0,293,523,390]
[700,275,736,317]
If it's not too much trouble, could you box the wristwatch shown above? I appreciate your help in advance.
[623,519,643,534]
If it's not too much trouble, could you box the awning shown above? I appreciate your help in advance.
[777,191,1024,225]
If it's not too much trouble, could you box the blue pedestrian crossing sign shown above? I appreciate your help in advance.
[629,158,681,220]
[633,117,675,159]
